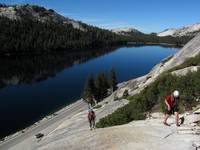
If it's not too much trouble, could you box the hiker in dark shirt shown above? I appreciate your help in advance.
[88,109,96,130]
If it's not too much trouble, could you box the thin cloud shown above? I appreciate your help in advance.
[69,16,132,29]
[59,12,78,17]
[80,18,103,24]
[96,22,136,29]
[48,11,144,31]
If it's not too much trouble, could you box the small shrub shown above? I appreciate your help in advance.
[48,9,54,13]
[96,100,145,128]
[122,89,129,98]
[114,96,120,101]
[32,5,46,12]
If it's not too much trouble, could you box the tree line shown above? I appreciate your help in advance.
[124,33,193,46]
[82,68,117,105]
[0,16,126,55]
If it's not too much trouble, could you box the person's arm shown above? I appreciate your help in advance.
[88,112,90,120]
[165,99,170,111]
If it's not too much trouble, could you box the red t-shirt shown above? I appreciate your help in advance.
[165,95,176,107]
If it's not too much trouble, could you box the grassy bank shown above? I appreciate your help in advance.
[96,54,200,128]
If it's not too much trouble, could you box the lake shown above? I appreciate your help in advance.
[0,46,177,138]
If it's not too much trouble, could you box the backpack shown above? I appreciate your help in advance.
[88,111,95,121]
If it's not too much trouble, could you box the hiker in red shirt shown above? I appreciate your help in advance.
[163,90,180,126]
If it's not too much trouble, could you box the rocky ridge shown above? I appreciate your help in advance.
[0,4,85,31]
[111,27,142,36]
[157,23,200,37]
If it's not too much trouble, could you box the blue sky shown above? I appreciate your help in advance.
[1,0,200,33]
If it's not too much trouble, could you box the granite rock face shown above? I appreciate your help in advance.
[157,23,200,37]
[36,112,200,150]
[0,5,85,31]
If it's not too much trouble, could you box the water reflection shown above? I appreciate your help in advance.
[0,48,116,89]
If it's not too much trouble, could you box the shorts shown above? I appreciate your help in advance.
[165,105,179,115]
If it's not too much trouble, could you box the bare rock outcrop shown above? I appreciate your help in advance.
[0,5,85,31]
[36,112,200,150]
[157,22,200,37]
[171,66,200,76]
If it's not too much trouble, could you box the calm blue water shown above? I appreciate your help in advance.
[0,46,177,138]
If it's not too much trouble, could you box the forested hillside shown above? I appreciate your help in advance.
[0,4,194,55]
[0,16,127,54]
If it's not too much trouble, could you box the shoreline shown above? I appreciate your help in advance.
[0,98,86,145]
[0,92,129,150]
[126,42,184,47]
[0,44,180,148]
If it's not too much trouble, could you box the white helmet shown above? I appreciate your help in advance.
[173,90,179,98]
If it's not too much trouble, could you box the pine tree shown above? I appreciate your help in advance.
[82,74,96,104]
[95,74,102,102]
[95,73,108,101]
[109,68,117,93]
[101,73,109,94]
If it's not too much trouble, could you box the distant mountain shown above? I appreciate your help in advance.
[111,27,192,46]
[0,4,127,54]
[157,23,200,37]
[111,27,143,36]
[0,4,85,31]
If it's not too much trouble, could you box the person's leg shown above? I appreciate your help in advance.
[91,120,94,129]
[163,114,170,125]
[163,107,171,125]
[89,119,92,130]
[175,112,179,126]
[93,119,96,129]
